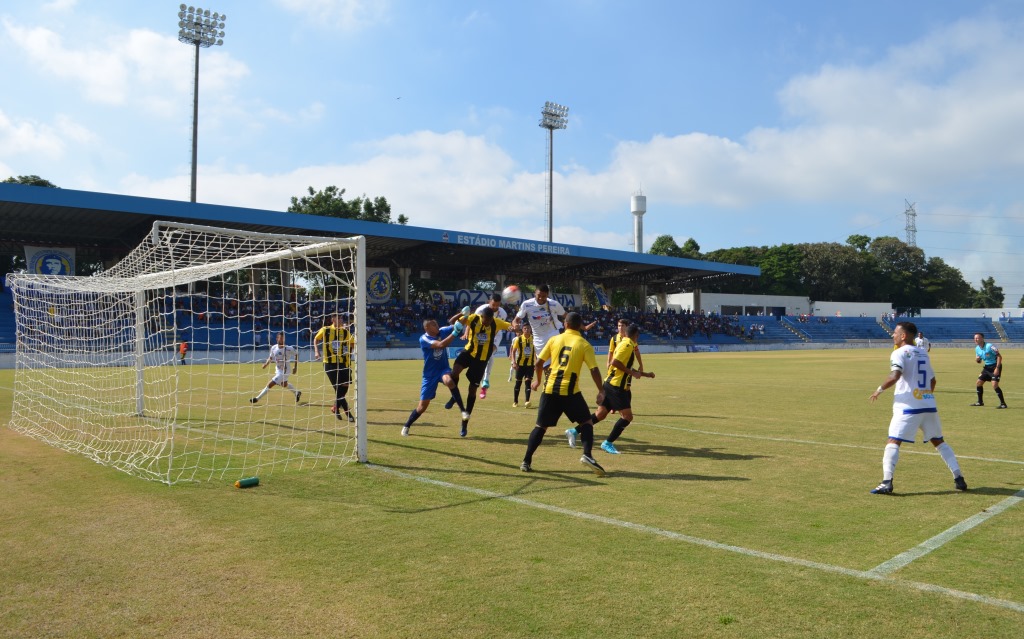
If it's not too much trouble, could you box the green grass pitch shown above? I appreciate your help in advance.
[0,348,1021,638]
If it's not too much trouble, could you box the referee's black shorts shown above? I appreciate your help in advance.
[536,392,592,427]
[978,364,1001,383]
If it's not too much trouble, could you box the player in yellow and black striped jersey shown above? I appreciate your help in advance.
[573,323,655,455]
[520,312,607,476]
[608,318,643,374]
[510,324,536,407]
[449,306,512,436]
[313,313,356,422]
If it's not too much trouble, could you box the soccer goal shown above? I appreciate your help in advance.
[6,221,367,484]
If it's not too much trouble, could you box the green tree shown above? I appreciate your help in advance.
[648,234,684,258]
[846,234,871,252]
[868,237,927,307]
[1019,294,1024,308]
[679,238,701,258]
[3,175,59,187]
[800,242,864,301]
[920,258,974,309]
[758,244,804,295]
[973,277,1004,308]
[288,186,408,224]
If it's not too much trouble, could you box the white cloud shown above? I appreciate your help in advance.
[0,109,66,157]
[273,0,390,31]
[3,20,248,114]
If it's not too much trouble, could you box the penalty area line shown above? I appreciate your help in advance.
[870,488,1024,576]
[367,463,1024,614]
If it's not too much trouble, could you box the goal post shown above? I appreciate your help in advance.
[7,221,367,484]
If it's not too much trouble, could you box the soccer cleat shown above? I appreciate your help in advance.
[479,388,487,399]
[870,480,894,494]
[461,411,470,421]
[970,402,984,407]
[335,410,343,421]
[954,475,968,491]
[601,440,620,455]
[295,391,302,403]
[250,398,258,404]
[580,455,606,477]
[348,413,355,423]
[444,397,456,410]
[565,428,577,449]
[401,426,410,436]
[520,461,531,472]
[512,402,518,408]
[460,419,468,437]
[997,403,1008,409]
[524,400,531,408]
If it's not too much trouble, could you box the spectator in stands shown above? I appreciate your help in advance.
[972,333,1008,409]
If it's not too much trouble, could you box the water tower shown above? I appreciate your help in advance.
[631,192,647,253]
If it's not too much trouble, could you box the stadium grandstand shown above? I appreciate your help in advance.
[2,182,1021,361]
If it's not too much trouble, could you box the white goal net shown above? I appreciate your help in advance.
[6,221,367,484]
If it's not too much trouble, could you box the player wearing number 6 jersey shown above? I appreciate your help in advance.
[868,321,966,495]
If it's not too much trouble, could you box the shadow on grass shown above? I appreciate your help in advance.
[465,435,770,462]
[893,485,1023,497]
[371,438,603,485]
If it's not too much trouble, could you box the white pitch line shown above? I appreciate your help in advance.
[366,395,1024,466]
[870,489,1024,576]
[367,463,1024,614]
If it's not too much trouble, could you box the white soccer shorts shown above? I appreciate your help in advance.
[888,410,943,443]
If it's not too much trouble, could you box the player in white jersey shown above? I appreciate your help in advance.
[867,321,966,495]
[914,331,931,352]
[474,292,508,399]
[511,284,566,359]
[251,332,302,404]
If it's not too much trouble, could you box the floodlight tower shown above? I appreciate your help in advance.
[177,5,227,203]
[904,199,917,247]
[539,101,569,243]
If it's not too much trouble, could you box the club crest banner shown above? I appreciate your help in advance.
[25,246,75,275]
[366,268,392,305]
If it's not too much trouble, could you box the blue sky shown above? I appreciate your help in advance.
[2,1,1023,304]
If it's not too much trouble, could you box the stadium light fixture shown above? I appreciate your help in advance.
[539,101,568,243]
[177,4,227,203]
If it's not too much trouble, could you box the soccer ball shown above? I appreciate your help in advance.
[501,285,520,305]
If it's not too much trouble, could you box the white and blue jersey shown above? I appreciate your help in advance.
[976,343,999,367]
[890,344,937,415]
[888,344,942,442]
[419,325,456,400]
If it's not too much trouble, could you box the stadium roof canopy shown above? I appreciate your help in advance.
[0,183,758,293]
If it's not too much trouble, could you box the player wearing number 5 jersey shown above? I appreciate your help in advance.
[868,321,966,495]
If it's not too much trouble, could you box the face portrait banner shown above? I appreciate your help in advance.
[25,246,75,275]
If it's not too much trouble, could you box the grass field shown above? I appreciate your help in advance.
[1,348,1021,638]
